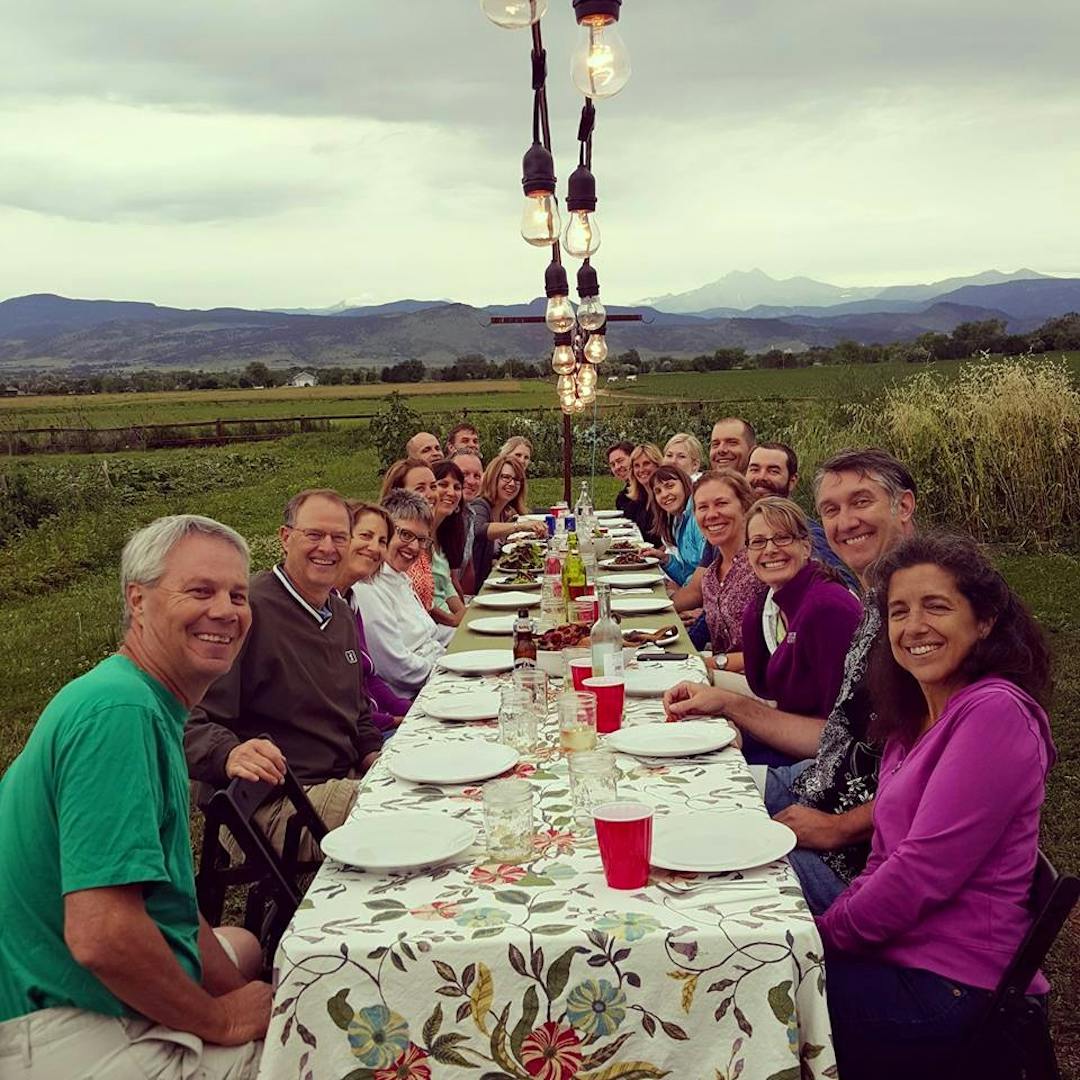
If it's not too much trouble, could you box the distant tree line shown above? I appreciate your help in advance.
[9,313,1079,396]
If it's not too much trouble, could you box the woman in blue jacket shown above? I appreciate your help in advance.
[644,465,706,585]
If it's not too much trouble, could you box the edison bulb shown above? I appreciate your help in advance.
[584,333,608,364]
[551,344,577,375]
[562,210,601,258]
[572,396,587,413]
[571,18,631,99]
[578,364,597,389]
[521,193,561,247]
[557,374,576,395]
[545,295,575,334]
[577,296,606,331]
[481,0,548,29]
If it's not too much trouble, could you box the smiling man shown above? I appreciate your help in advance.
[184,490,382,858]
[405,431,443,466]
[0,515,269,1078]
[709,417,755,472]
[665,448,917,913]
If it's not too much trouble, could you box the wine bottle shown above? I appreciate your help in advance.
[590,583,624,677]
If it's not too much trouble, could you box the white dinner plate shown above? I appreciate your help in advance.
[651,811,797,873]
[600,556,660,570]
[621,625,680,646]
[437,649,516,675]
[518,514,548,522]
[423,689,502,722]
[606,720,737,757]
[321,810,476,871]
[623,666,705,697]
[594,509,624,519]
[469,615,517,636]
[473,591,541,610]
[386,740,519,784]
[489,576,543,591]
[611,596,674,615]
[599,571,665,588]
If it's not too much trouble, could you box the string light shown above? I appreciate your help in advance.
[481,0,548,29]
[521,143,561,247]
[584,325,608,364]
[562,164,601,257]
[544,261,576,333]
[571,0,631,100]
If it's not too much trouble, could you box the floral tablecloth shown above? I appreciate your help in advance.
[258,658,837,1080]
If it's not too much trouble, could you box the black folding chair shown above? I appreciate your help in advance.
[196,763,328,960]
[967,850,1080,1080]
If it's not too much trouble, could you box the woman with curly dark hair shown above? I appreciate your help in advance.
[818,532,1055,1079]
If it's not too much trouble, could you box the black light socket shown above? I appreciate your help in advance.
[573,0,621,24]
[566,165,597,213]
[545,260,570,298]
[577,262,600,300]
[522,142,557,196]
[553,331,573,347]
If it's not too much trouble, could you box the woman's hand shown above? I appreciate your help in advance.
[641,546,669,565]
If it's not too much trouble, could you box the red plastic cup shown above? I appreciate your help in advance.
[593,801,654,889]
[582,675,625,734]
[569,658,593,691]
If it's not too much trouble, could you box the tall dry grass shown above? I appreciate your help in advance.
[855,358,1080,549]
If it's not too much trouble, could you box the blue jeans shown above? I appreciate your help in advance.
[825,956,993,1080]
[765,761,847,915]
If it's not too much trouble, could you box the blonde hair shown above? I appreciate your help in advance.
[664,432,704,473]
[499,435,533,461]
[378,458,433,503]
[744,495,811,542]
[628,443,663,503]
[692,468,755,514]
[480,454,529,518]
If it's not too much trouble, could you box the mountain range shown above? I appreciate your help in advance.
[0,270,1077,372]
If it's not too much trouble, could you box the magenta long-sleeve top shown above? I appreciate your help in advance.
[818,676,1055,993]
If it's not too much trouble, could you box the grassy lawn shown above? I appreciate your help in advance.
[0,438,1076,1072]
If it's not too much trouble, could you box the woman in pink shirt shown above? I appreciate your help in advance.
[818,533,1055,1079]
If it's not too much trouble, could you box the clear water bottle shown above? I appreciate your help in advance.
[540,540,565,629]
[590,583,625,677]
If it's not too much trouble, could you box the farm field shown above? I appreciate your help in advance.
[4,353,1078,433]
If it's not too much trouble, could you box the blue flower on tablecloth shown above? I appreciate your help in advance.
[593,912,662,942]
[453,906,512,929]
[565,979,627,1037]
[347,1005,410,1068]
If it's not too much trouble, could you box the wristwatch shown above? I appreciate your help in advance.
[714,652,729,671]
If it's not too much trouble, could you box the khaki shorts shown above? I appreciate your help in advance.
[224,775,359,865]
[0,1006,261,1080]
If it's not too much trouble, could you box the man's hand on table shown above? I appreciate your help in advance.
[361,750,381,772]
[225,739,286,784]
[679,607,703,626]
[212,980,274,1045]
[772,805,850,850]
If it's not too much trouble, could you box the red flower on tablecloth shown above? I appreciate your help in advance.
[512,762,538,779]
[470,863,527,885]
[408,900,460,921]
[373,1042,432,1080]
[520,1021,583,1080]
[532,828,575,857]
[454,786,485,801]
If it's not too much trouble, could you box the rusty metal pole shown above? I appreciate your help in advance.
[562,412,573,504]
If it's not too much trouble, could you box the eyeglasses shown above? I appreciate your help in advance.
[747,532,802,551]
[499,473,520,486]
[395,526,433,551]
[290,527,349,547]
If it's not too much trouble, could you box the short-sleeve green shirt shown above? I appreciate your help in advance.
[0,654,201,1021]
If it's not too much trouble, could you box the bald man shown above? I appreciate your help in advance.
[405,432,443,466]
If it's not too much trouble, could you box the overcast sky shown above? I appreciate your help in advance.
[2,0,1078,309]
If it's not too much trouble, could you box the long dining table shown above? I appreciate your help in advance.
[256,529,837,1080]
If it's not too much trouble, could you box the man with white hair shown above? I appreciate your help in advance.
[0,515,269,1078]
[185,489,383,856]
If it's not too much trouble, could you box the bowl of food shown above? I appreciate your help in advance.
[536,623,591,675]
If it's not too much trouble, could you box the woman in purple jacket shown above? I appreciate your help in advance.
[818,533,1055,1079]
[336,501,414,737]
[738,497,862,766]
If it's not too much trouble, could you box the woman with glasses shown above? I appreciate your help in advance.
[335,501,413,736]
[642,465,706,586]
[468,454,546,589]
[350,489,447,698]
[737,497,862,765]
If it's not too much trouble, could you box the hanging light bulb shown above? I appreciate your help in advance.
[562,165,601,258]
[580,385,596,407]
[584,328,608,364]
[551,331,577,375]
[575,261,606,331]
[481,0,548,29]
[572,396,588,413]
[520,143,561,247]
[578,363,597,389]
[571,1,631,100]
[557,373,576,395]
[544,261,575,333]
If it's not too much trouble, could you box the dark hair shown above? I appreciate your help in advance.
[868,532,1051,747]
[715,416,756,446]
[606,440,634,459]
[446,422,479,447]
[814,447,917,503]
[432,459,466,569]
[649,465,693,547]
[750,441,798,479]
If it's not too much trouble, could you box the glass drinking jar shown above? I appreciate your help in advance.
[499,686,538,753]
[512,667,550,712]
[568,749,618,831]
[483,778,535,862]
[558,690,598,754]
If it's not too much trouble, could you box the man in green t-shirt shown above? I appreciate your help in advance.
[0,515,270,1079]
